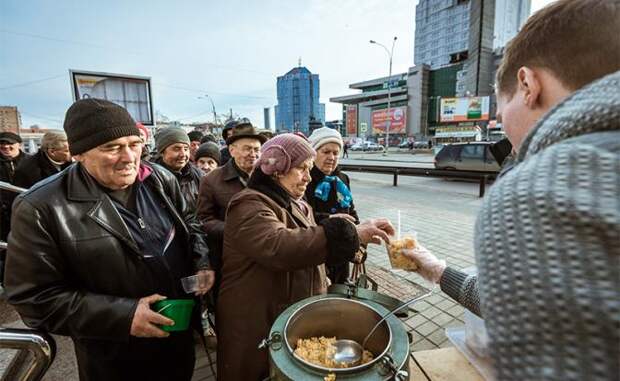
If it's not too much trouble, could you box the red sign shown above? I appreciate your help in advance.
[372,106,407,134]
[346,105,357,136]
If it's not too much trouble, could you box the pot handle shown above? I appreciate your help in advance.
[378,354,409,381]
[258,331,283,351]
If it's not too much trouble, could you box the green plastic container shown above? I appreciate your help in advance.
[152,299,195,332]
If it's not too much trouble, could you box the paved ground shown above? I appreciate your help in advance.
[347,171,481,351]
[0,162,482,379]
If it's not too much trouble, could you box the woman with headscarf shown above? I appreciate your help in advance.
[216,133,393,381]
[306,127,360,284]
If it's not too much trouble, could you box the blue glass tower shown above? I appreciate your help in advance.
[275,66,325,135]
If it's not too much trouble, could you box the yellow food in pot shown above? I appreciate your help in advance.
[294,336,373,368]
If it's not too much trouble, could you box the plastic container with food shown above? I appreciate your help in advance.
[385,232,419,271]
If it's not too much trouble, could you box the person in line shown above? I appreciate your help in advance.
[218,120,237,165]
[5,98,213,381]
[155,127,203,212]
[196,121,266,309]
[200,133,218,145]
[404,1,619,380]
[0,132,30,237]
[194,141,221,175]
[0,131,30,283]
[13,130,72,189]
[217,133,394,380]
[136,122,152,161]
[306,127,361,284]
[187,130,204,163]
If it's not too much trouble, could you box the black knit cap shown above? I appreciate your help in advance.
[194,142,221,164]
[187,130,204,142]
[63,98,140,155]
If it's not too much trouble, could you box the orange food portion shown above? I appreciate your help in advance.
[387,236,419,270]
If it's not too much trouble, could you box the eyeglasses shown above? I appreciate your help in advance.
[235,145,261,155]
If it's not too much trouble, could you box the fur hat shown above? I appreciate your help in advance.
[256,133,315,176]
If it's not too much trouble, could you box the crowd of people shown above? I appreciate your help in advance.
[0,97,392,381]
[0,1,618,380]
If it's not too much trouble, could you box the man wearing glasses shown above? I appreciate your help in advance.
[197,121,267,312]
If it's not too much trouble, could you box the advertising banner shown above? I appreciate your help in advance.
[440,97,490,122]
[70,70,154,125]
[346,105,357,136]
[371,106,407,134]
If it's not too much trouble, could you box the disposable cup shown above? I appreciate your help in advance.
[385,231,419,271]
[181,274,211,294]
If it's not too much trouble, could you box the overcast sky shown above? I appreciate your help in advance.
[0,0,556,130]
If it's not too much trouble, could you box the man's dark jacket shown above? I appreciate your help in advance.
[13,150,71,189]
[4,162,210,381]
[0,151,29,241]
[154,158,203,213]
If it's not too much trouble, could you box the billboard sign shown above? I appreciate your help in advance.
[345,105,357,136]
[371,106,407,134]
[440,96,490,122]
[70,70,154,125]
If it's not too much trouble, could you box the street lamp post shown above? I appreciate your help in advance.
[197,94,218,124]
[370,36,397,155]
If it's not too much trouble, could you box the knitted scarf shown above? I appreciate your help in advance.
[314,175,352,208]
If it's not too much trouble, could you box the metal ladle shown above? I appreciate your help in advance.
[329,288,434,366]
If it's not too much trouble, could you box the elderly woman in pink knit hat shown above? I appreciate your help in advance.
[216,133,394,381]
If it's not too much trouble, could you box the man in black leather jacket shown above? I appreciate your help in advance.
[4,99,213,381]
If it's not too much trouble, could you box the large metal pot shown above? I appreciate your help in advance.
[285,297,392,374]
[263,295,410,380]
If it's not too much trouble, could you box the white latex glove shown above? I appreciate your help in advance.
[401,244,447,284]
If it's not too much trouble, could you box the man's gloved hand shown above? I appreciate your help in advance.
[402,244,447,284]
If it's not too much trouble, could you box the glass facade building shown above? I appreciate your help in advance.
[275,66,325,135]
[414,0,471,70]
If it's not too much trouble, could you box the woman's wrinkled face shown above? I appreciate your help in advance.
[277,158,314,200]
[315,142,340,175]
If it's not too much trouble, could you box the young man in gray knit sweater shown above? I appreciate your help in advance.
[404,1,619,380]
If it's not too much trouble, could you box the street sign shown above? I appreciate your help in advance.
[360,122,368,133]
[382,80,400,89]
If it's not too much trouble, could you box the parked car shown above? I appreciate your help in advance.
[351,141,385,152]
[350,143,364,151]
[434,142,501,172]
